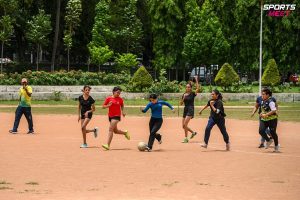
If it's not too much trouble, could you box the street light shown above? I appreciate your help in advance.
[259,0,263,95]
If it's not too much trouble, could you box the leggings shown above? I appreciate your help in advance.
[148,117,163,149]
[204,117,230,145]
[259,118,279,146]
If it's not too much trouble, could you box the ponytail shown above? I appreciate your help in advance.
[213,89,223,101]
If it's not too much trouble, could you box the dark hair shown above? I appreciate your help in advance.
[149,93,158,99]
[186,81,193,88]
[82,85,91,91]
[262,88,272,96]
[112,86,122,93]
[212,89,223,101]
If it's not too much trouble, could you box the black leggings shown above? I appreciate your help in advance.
[259,119,279,146]
[148,117,163,149]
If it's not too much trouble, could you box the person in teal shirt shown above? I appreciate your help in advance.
[141,94,174,151]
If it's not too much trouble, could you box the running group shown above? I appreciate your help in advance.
[9,78,280,153]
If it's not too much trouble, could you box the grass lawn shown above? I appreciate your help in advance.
[0,100,299,122]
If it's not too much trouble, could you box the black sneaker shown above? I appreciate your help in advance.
[27,130,34,134]
[258,143,265,148]
[157,134,162,144]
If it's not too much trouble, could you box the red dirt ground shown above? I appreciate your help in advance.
[0,113,299,200]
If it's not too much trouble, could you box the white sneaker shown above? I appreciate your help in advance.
[201,143,208,148]
[265,139,273,149]
[274,145,280,153]
[94,127,99,138]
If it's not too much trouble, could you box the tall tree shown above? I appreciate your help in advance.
[148,0,185,70]
[0,15,13,73]
[183,1,230,66]
[26,9,52,71]
[90,0,143,54]
[51,0,62,72]
[64,0,82,71]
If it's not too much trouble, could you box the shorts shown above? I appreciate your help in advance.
[109,116,121,122]
[183,106,194,118]
[81,112,93,119]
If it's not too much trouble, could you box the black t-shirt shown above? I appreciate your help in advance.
[79,95,95,115]
[182,92,196,107]
[207,99,226,120]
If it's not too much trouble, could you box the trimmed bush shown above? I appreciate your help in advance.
[262,59,280,86]
[0,70,131,85]
[214,63,239,91]
[129,66,153,91]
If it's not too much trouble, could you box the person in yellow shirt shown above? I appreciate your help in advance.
[9,78,34,134]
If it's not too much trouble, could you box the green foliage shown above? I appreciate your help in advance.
[88,45,114,68]
[26,9,51,47]
[262,59,280,86]
[116,53,138,72]
[146,69,180,95]
[215,63,239,91]
[149,0,185,70]
[90,0,143,54]
[0,15,13,44]
[0,70,131,85]
[183,1,230,65]
[26,9,52,70]
[129,66,153,91]
[0,15,14,73]
[64,0,82,70]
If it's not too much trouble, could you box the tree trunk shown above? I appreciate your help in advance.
[1,42,4,74]
[51,0,61,72]
[36,44,39,71]
[67,47,70,71]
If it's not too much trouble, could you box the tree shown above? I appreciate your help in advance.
[88,45,114,72]
[130,65,153,91]
[26,9,52,71]
[183,1,230,66]
[64,0,82,71]
[148,0,185,70]
[0,15,13,74]
[262,59,280,86]
[90,0,143,54]
[51,0,62,72]
[116,53,138,72]
[215,63,239,91]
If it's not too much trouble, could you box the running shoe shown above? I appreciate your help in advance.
[9,130,17,134]
[102,144,110,150]
[124,130,130,140]
[182,138,189,143]
[274,145,280,153]
[201,143,208,148]
[94,127,99,138]
[226,143,231,151]
[80,143,88,148]
[157,133,162,144]
[27,130,34,134]
[145,146,152,152]
[265,139,273,149]
[190,131,198,139]
[258,143,265,148]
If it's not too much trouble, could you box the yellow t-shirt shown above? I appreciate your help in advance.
[19,86,32,107]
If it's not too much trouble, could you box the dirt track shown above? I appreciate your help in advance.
[0,113,299,200]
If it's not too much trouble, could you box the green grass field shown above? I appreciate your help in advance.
[0,100,299,122]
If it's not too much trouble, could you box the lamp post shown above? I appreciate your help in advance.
[259,0,263,95]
